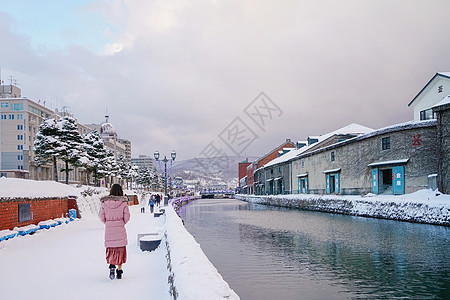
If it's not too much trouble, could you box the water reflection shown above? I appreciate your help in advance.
[180,199,450,299]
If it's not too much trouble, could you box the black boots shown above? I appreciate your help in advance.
[109,264,116,280]
[108,264,123,280]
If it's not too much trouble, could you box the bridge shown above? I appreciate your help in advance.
[200,189,235,198]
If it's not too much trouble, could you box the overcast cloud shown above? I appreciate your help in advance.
[1,0,450,160]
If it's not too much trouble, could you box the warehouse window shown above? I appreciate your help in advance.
[382,137,390,150]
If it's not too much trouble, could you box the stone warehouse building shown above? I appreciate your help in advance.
[247,72,450,196]
[290,120,437,195]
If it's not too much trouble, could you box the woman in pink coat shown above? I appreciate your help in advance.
[99,184,131,280]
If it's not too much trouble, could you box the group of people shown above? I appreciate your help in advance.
[99,184,166,281]
[141,193,163,213]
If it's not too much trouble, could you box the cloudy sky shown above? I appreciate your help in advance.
[1,0,450,161]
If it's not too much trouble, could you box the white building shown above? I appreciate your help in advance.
[131,155,154,171]
[0,85,89,182]
[86,116,127,162]
[408,72,450,121]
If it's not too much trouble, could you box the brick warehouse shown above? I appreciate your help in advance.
[0,196,79,231]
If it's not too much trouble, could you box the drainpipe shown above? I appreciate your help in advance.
[288,162,291,194]
[264,168,267,195]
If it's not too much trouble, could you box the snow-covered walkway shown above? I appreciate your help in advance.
[0,206,171,300]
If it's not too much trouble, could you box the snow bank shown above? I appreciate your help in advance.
[236,189,450,226]
[0,178,80,199]
[0,178,111,218]
[164,205,240,300]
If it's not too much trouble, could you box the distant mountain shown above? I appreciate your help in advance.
[169,155,258,188]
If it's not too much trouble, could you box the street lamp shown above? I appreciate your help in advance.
[154,149,176,198]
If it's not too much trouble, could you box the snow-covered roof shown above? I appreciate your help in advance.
[263,123,374,168]
[438,71,450,78]
[432,95,450,109]
[368,159,409,167]
[253,139,295,165]
[0,178,79,199]
[323,168,341,174]
[100,122,117,138]
[295,120,436,161]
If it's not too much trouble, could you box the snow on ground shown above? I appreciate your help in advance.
[0,205,171,300]
[0,178,240,300]
[236,189,450,226]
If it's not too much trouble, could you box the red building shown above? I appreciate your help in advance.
[248,139,295,194]
[238,159,251,190]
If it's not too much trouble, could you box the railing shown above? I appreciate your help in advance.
[200,190,235,195]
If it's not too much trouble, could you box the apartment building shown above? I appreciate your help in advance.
[131,155,154,171]
[0,86,54,179]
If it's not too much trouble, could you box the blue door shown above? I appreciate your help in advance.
[392,166,405,195]
[298,178,302,193]
[334,173,340,193]
[304,177,308,194]
[326,174,330,194]
[372,168,379,194]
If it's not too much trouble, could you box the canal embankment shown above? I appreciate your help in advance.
[236,189,450,226]
[164,203,240,300]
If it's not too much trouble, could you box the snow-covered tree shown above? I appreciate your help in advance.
[33,116,85,184]
[128,165,139,190]
[152,167,163,191]
[81,130,108,186]
[106,150,120,187]
[137,166,152,190]
[117,154,131,188]
[57,116,84,184]
[33,118,63,182]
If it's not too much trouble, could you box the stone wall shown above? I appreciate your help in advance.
[236,194,450,226]
[434,102,450,194]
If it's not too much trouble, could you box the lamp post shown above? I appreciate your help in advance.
[154,150,176,197]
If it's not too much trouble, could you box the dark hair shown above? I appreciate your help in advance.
[109,184,124,196]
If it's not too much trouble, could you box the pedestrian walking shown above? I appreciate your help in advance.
[140,193,146,213]
[156,194,161,206]
[99,184,130,280]
[149,195,155,213]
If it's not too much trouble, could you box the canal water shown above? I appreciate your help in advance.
[179,198,450,299]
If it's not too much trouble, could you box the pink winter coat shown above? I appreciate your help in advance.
[99,195,131,248]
